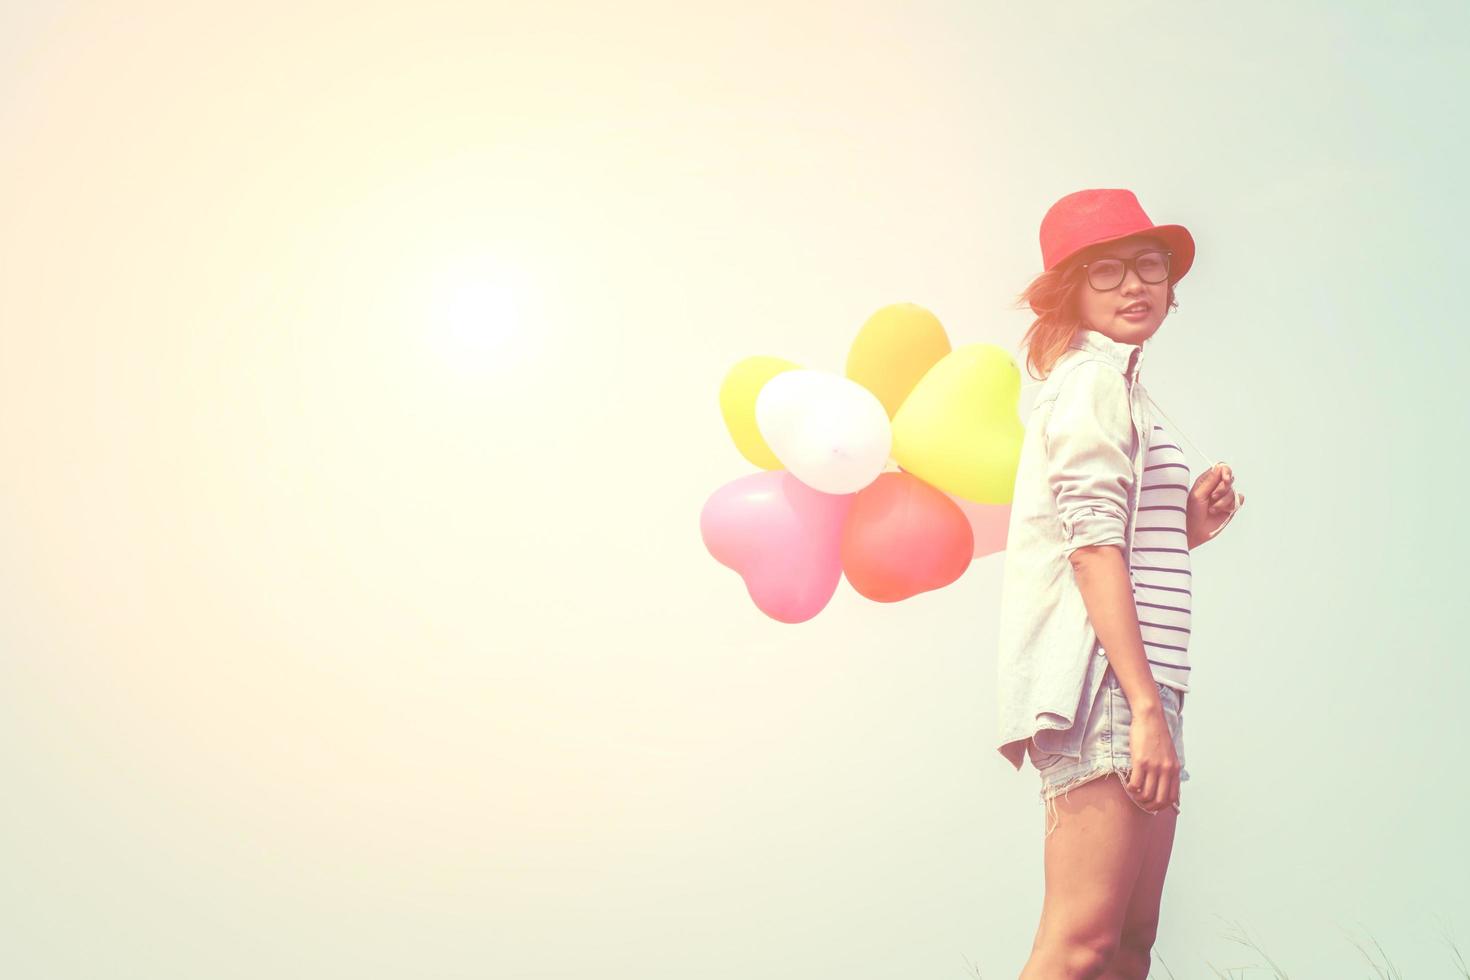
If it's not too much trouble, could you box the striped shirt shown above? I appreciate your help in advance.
[1130,418,1192,692]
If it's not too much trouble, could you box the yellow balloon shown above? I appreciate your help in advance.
[846,303,952,418]
[719,355,803,469]
[891,344,1024,504]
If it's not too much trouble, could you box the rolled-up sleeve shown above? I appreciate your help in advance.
[1043,359,1136,560]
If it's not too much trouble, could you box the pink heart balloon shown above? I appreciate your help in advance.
[700,470,856,624]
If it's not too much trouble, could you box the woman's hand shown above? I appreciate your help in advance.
[1187,463,1244,548]
[1126,705,1181,812]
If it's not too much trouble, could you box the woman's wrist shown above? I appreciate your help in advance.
[1131,696,1167,719]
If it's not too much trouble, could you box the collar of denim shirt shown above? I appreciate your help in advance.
[1067,327,1147,385]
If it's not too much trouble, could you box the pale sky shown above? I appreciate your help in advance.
[1,2,1466,977]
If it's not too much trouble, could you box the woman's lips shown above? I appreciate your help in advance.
[1119,305,1150,319]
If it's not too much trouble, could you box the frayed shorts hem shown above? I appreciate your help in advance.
[1037,762,1185,839]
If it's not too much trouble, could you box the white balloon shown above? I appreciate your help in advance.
[754,369,892,494]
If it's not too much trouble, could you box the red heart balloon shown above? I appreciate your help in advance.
[840,472,973,602]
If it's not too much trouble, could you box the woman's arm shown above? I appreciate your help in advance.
[1043,360,1161,717]
[1044,358,1180,809]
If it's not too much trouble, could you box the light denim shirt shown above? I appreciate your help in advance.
[995,327,1156,772]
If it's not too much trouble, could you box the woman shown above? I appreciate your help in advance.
[993,189,1245,979]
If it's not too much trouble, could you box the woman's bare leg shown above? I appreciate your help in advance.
[1099,797,1178,979]
[1018,772,1164,979]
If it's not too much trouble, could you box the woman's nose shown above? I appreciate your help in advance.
[1120,267,1147,292]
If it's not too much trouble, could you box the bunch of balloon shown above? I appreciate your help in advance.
[699,302,1025,623]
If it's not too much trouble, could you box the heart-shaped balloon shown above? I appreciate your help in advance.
[700,469,856,623]
[891,343,1023,504]
[840,472,973,602]
[845,302,952,419]
[755,369,891,494]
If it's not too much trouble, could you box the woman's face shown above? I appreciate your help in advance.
[1071,234,1172,344]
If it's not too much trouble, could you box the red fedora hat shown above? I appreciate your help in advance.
[1038,188,1195,285]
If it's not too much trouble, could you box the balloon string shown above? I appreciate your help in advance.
[1141,391,1223,473]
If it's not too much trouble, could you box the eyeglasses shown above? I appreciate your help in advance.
[1080,250,1172,291]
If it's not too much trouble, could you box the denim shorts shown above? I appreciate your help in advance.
[1026,664,1189,838]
